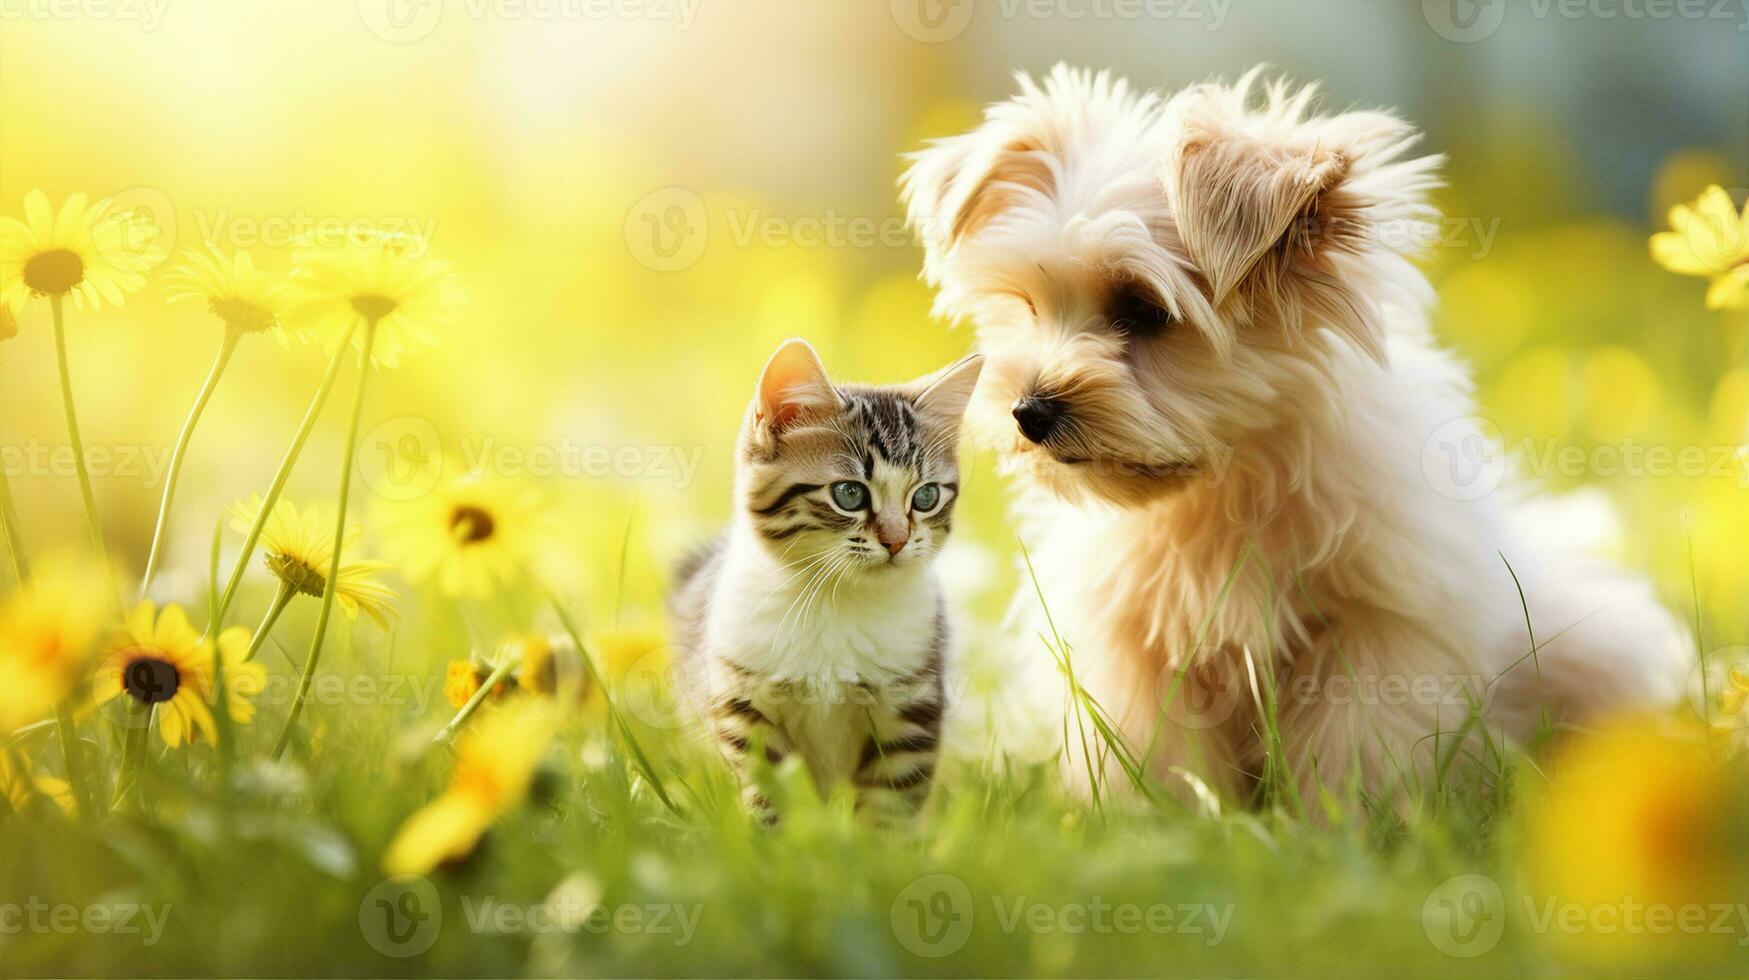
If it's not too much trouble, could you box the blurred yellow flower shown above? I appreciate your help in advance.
[512,633,590,706]
[0,555,112,734]
[443,658,514,710]
[95,602,217,748]
[0,296,17,341]
[1650,185,1749,310]
[286,229,463,369]
[0,190,163,311]
[379,471,548,598]
[1524,715,1748,963]
[382,700,559,875]
[211,626,266,726]
[0,750,72,815]
[229,494,399,627]
[161,244,292,340]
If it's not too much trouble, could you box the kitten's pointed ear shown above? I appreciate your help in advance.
[755,339,840,435]
[911,353,985,424]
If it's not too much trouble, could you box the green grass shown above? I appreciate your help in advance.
[0,521,1736,978]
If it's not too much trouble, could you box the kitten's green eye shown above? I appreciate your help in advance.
[911,483,941,513]
[829,481,869,511]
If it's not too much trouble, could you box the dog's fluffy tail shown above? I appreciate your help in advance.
[1489,489,1692,734]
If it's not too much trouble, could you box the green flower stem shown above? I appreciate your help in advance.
[431,657,517,746]
[140,326,243,597]
[49,294,107,564]
[210,334,354,634]
[0,367,29,583]
[242,579,298,663]
[271,319,376,761]
[53,703,94,822]
[0,468,28,585]
[110,702,151,812]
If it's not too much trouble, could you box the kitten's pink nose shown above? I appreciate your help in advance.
[877,529,908,556]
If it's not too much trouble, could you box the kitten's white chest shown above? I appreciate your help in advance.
[706,540,938,682]
[702,533,940,784]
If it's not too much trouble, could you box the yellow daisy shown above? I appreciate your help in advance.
[285,229,463,369]
[1525,715,1747,963]
[95,602,217,748]
[160,244,293,341]
[1650,184,1749,310]
[379,471,548,598]
[228,494,400,628]
[0,190,164,311]
[211,626,267,727]
[513,633,590,706]
[0,296,17,341]
[382,700,559,875]
[444,658,516,710]
[0,555,111,734]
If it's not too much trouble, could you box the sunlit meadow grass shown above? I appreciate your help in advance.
[3,170,1749,978]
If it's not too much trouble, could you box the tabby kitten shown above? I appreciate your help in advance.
[669,339,982,819]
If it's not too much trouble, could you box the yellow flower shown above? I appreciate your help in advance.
[161,244,293,340]
[514,633,590,704]
[229,494,399,627]
[379,471,548,598]
[443,658,515,710]
[1524,715,1748,964]
[0,190,164,311]
[212,627,267,727]
[382,700,559,875]
[286,229,462,369]
[1650,184,1749,310]
[0,555,111,734]
[0,296,17,341]
[0,751,72,815]
[95,602,218,748]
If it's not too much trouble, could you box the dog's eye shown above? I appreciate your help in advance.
[1108,284,1174,337]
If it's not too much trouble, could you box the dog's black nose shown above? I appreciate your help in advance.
[1012,395,1067,444]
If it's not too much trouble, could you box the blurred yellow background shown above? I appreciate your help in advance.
[2,0,1745,630]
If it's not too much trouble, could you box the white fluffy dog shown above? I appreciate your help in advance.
[901,66,1688,804]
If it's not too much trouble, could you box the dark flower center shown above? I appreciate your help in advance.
[267,552,327,598]
[22,249,84,295]
[350,294,399,324]
[449,505,496,544]
[211,297,277,334]
[121,654,181,704]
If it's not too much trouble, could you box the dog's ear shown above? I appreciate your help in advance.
[752,338,840,439]
[1165,129,1349,306]
[902,132,1054,275]
[1163,74,1442,362]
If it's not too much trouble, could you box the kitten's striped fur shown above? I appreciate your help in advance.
[669,340,981,821]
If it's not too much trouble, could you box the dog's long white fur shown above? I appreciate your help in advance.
[903,65,1687,802]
